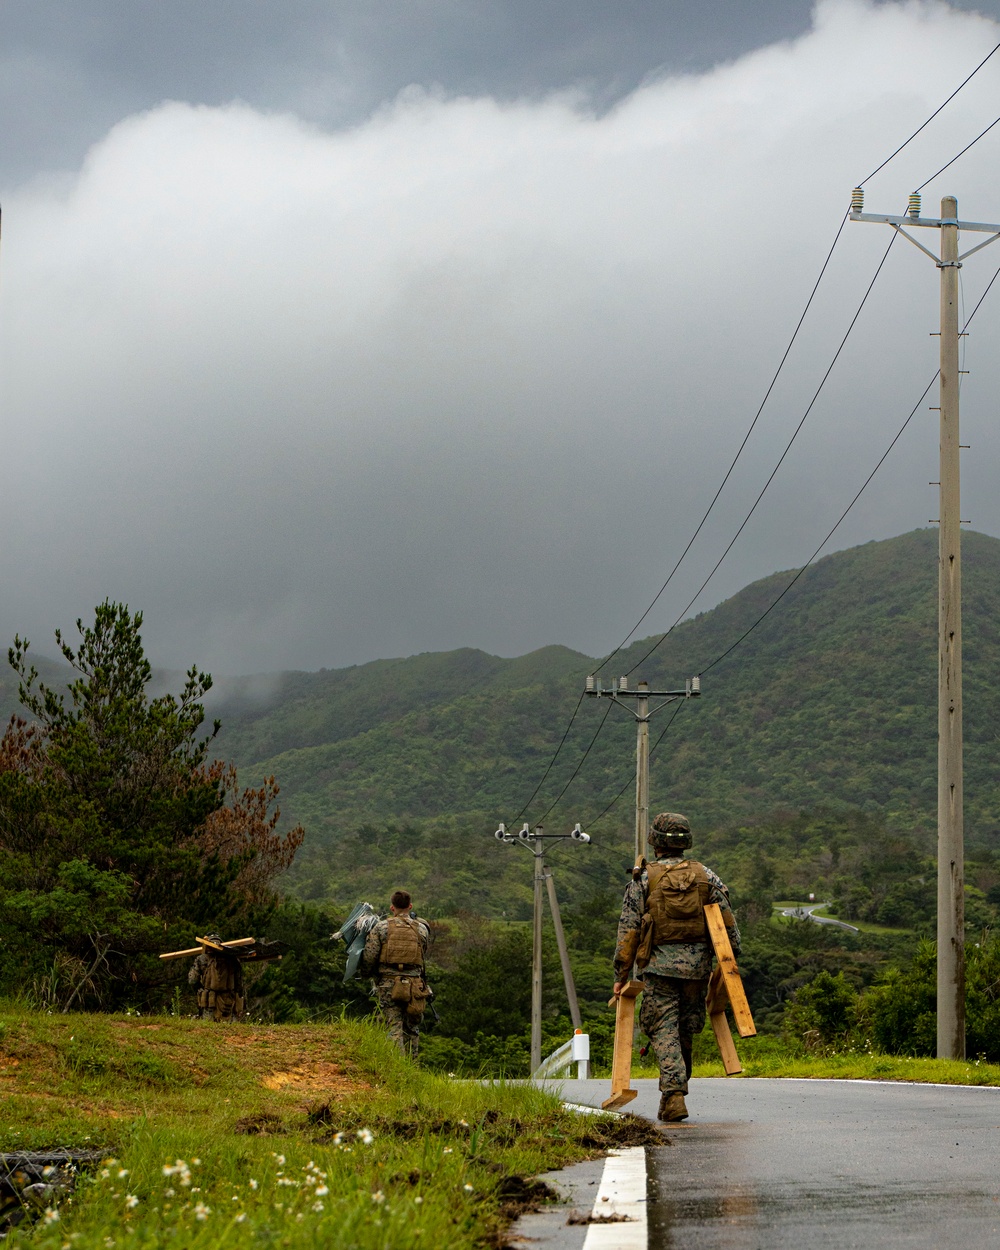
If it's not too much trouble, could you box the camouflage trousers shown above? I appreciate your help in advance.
[374,977,421,1058]
[197,989,245,1022]
[639,974,708,1095]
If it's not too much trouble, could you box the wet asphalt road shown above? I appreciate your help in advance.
[540,1076,1000,1248]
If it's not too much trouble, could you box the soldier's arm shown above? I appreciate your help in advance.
[188,954,204,985]
[706,870,742,958]
[360,923,384,976]
[613,879,645,982]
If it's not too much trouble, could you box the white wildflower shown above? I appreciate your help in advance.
[43,1208,59,1225]
[463,1184,474,1192]
[331,1133,344,1146]
[125,1195,139,1210]
[312,1201,325,1212]
[415,1196,424,1204]
[459,1120,469,1128]
[194,1202,211,1221]
[443,1148,453,1155]
[272,1153,285,1165]
[357,1128,374,1145]
[314,1185,329,1197]
[190,1158,201,1167]
[249,1179,259,1190]
[371,1191,385,1204]
[234,1212,247,1223]
[100,1169,111,1180]
[164,1188,175,1198]
[117,1169,129,1179]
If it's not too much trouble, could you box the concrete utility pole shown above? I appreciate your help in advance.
[585,674,701,862]
[850,191,1000,1059]
[494,821,591,1073]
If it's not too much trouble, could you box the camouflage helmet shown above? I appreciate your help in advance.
[649,811,692,852]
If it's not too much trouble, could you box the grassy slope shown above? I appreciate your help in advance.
[200,530,1000,860]
[0,1008,653,1250]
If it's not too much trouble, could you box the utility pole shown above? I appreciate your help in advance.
[495,821,591,1073]
[851,190,1000,1059]
[585,674,701,862]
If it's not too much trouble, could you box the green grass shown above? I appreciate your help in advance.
[0,1007,647,1249]
[770,903,912,936]
[633,1030,1000,1085]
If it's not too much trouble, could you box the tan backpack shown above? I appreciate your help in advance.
[636,859,711,967]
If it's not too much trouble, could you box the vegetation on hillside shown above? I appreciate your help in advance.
[0,605,303,1011]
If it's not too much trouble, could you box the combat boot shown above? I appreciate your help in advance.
[658,1092,688,1122]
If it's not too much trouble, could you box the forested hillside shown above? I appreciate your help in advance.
[194,530,1000,901]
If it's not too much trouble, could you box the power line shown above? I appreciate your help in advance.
[915,112,1000,193]
[859,38,1000,187]
[501,45,1000,829]
[587,257,1000,825]
[625,228,899,675]
[533,698,615,825]
[594,209,851,677]
[697,256,1000,674]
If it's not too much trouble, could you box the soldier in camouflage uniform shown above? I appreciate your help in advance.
[361,890,431,1058]
[613,812,740,1123]
[188,935,246,1022]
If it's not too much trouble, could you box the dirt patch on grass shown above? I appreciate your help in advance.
[578,1113,667,1149]
[234,1112,286,1135]
[261,1062,367,1094]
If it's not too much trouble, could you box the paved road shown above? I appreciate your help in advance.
[539,1077,1000,1248]
[778,901,859,932]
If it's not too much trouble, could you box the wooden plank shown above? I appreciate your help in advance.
[158,937,256,961]
[710,1007,743,1075]
[601,980,644,1111]
[704,904,756,1038]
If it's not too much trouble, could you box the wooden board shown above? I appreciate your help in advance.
[158,937,256,961]
[707,966,742,1075]
[601,980,644,1110]
[704,905,756,1037]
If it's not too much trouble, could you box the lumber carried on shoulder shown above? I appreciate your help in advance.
[158,937,256,961]
[704,902,755,1075]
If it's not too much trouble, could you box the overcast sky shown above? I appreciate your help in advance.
[3,0,1000,676]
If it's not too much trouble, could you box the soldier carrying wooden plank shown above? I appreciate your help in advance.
[612,812,742,1123]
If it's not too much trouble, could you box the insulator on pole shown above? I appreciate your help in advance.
[908,192,921,219]
[619,676,628,690]
[851,187,864,213]
[585,674,595,691]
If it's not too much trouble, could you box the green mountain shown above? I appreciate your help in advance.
[208,528,1000,855]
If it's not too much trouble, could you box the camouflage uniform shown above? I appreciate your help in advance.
[188,947,245,1022]
[614,856,740,1096]
[362,915,431,1058]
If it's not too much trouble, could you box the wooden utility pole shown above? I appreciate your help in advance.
[635,681,650,862]
[585,674,700,865]
[531,839,544,1073]
[851,191,1000,1058]
[937,197,965,1060]
[494,821,591,1074]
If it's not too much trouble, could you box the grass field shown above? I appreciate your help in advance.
[0,1008,654,1249]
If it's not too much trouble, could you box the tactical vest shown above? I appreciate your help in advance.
[645,859,711,944]
[380,916,424,971]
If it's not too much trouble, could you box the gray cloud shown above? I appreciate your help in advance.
[2,0,1000,675]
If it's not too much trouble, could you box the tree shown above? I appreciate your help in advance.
[0,602,304,1010]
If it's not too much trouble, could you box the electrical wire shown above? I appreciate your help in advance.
[625,228,899,675]
[585,255,1000,828]
[697,255,1000,674]
[499,43,1000,832]
[593,209,851,677]
[859,39,1000,187]
[915,112,1000,193]
[533,698,615,825]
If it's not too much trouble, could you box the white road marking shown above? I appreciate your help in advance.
[582,1146,647,1249]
